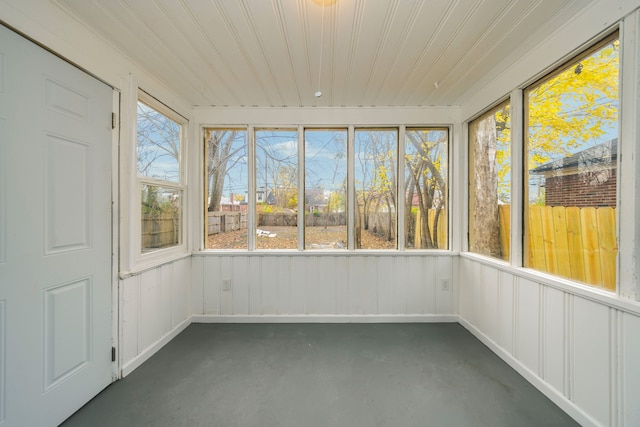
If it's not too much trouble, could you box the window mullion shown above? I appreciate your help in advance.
[248,125,256,251]
[397,125,406,250]
[511,89,524,267]
[619,17,639,300]
[297,125,305,251]
[347,125,355,250]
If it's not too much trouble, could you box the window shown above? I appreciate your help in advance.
[136,92,186,253]
[524,34,619,290]
[255,129,298,250]
[304,129,348,249]
[468,102,511,260]
[205,129,248,249]
[355,129,398,249]
[405,128,449,250]
[204,125,449,251]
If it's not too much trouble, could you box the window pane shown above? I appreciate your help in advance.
[525,36,619,291]
[405,128,449,250]
[141,184,182,252]
[255,129,298,250]
[355,129,397,249]
[468,103,510,259]
[205,129,248,249]
[136,101,181,182]
[304,129,347,249]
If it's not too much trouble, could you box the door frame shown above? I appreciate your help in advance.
[111,89,121,381]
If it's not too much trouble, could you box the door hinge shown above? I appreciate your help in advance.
[111,112,117,129]
[111,346,116,362]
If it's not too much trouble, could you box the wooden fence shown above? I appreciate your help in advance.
[142,214,180,250]
[207,211,247,235]
[498,205,617,291]
[414,209,447,249]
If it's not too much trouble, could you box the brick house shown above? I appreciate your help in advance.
[531,139,617,207]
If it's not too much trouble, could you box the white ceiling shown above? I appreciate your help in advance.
[57,0,591,108]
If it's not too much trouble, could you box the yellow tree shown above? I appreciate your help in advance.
[486,39,619,209]
[526,40,618,170]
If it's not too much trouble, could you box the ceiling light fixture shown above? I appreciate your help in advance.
[311,0,337,6]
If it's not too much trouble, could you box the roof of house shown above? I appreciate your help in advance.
[530,138,617,174]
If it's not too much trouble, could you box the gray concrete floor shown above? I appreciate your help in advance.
[62,323,578,427]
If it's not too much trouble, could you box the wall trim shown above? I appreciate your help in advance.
[193,250,459,258]
[191,314,459,323]
[120,317,191,377]
[458,316,599,427]
[119,252,192,280]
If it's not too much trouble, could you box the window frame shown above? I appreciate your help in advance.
[253,127,300,251]
[353,127,400,250]
[467,100,511,261]
[202,124,451,252]
[404,126,450,251]
[134,90,189,266]
[464,31,621,294]
[303,127,349,251]
[203,127,249,250]
[523,32,619,291]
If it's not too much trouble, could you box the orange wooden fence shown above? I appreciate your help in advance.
[414,209,447,249]
[498,205,617,291]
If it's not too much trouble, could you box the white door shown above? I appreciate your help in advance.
[0,25,114,426]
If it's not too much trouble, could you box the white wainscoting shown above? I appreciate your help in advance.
[192,253,457,322]
[120,257,192,376]
[459,256,640,427]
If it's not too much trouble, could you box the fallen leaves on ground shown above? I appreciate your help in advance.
[207,226,396,250]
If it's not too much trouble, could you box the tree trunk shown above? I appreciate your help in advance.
[355,201,362,249]
[207,130,238,212]
[404,175,415,246]
[471,115,501,257]
[207,134,226,212]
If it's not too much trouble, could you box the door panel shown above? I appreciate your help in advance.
[0,24,113,426]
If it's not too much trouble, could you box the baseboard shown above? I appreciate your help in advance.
[120,317,191,377]
[457,316,599,427]
[191,314,459,323]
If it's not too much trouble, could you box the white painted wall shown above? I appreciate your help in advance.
[120,257,192,376]
[459,256,640,427]
[192,254,457,322]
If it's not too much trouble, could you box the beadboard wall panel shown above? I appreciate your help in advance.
[194,254,456,319]
[516,277,540,375]
[622,312,640,426]
[572,297,612,426]
[120,257,192,376]
[542,287,565,393]
[459,256,640,427]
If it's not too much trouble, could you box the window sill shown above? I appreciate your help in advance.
[195,249,459,257]
[121,247,191,279]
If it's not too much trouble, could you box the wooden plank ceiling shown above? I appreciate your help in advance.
[57,0,589,107]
